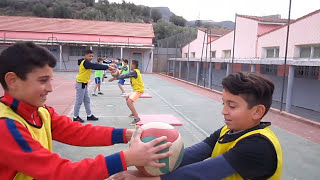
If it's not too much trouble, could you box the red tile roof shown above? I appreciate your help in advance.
[0,16,154,38]
[237,14,288,23]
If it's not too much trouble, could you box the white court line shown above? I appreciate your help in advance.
[53,82,66,90]
[145,84,209,139]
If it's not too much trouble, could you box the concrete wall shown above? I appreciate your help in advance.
[210,31,234,58]
[234,16,259,58]
[51,45,153,72]
[181,29,208,59]
[257,10,320,58]
[258,23,283,36]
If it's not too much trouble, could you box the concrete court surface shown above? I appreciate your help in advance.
[3,71,318,179]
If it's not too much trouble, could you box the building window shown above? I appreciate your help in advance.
[299,45,320,58]
[223,50,231,58]
[191,52,195,58]
[70,46,86,56]
[265,47,279,58]
[184,53,188,58]
[261,64,278,75]
[211,51,216,58]
[294,66,319,79]
[314,47,320,58]
[98,47,113,58]
[300,47,311,58]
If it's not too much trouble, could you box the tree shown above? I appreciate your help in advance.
[0,0,9,7]
[81,0,95,7]
[76,8,106,21]
[52,2,72,19]
[32,3,49,17]
[195,20,202,27]
[97,0,109,5]
[115,8,133,22]
[170,14,187,27]
[141,6,150,17]
[151,9,162,22]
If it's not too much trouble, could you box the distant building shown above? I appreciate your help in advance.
[0,16,155,72]
[171,9,320,114]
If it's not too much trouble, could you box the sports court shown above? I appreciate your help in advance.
[9,71,319,179]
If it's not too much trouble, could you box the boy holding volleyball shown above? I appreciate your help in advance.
[0,42,172,180]
[111,72,283,180]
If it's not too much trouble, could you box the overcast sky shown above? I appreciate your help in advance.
[106,0,320,22]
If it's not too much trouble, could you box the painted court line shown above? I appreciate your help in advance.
[145,84,209,138]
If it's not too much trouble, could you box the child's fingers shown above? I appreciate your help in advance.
[148,161,166,168]
[133,128,144,140]
[151,142,172,153]
[153,150,173,160]
[149,136,167,147]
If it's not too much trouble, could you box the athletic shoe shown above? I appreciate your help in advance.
[128,114,134,118]
[73,116,84,123]
[130,118,141,125]
[98,92,104,95]
[87,115,99,121]
[120,93,127,96]
[92,93,97,96]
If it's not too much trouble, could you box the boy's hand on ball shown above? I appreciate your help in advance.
[123,129,173,167]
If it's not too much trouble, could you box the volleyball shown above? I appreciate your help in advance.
[132,122,184,176]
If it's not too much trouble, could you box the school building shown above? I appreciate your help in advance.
[0,16,155,72]
[170,9,320,115]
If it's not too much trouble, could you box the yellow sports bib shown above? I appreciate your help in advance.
[211,125,282,180]
[0,102,53,180]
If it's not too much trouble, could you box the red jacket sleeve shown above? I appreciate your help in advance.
[0,118,127,180]
[48,106,128,145]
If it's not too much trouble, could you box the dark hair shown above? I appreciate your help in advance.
[97,57,103,62]
[132,60,139,68]
[222,72,274,116]
[0,42,56,90]
[84,49,93,55]
[123,59,128,64]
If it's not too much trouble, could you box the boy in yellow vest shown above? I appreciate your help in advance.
[111,72,283,180]
[109,60,144,125]
[74,50,114,123]
[0,42,172,180]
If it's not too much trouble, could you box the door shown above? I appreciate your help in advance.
[133,52,143,72]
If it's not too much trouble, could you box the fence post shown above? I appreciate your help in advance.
[173,60,176,77]
[196,61,200,84]
[179,61,182,79]
[208,62,212,88]
[251,64,256,72]
[285,65,295,112]
[226,63,231,76]
[59,44,62,70]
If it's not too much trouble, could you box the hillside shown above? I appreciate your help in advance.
[0,0,233,43]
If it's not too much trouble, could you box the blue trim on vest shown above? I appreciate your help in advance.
[105,152,124,176]
[11,98,19,112]
[112,128,124,144]
[5,118,33,152]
